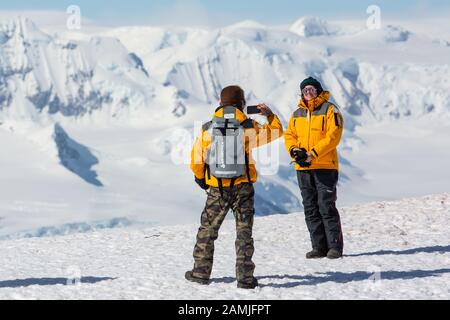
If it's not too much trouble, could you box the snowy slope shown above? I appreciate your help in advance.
[0,15,450,238]
[0,192,449,299]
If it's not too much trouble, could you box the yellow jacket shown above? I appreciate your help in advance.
[284,91,344,171]
[191,106,283,187]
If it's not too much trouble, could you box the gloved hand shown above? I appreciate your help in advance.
[257,103,274,116]
[291,148,312,168]
[195,177,209,190]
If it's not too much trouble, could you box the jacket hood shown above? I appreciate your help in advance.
[299,91,331,111]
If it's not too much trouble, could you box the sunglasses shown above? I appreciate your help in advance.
[301,87,317,95]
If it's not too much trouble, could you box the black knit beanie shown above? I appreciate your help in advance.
[300,77,323,94]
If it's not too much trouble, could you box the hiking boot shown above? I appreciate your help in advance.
[184,271,210,285]
[327,249,343,259]
[237,277,258,289]
[306,248,327,259]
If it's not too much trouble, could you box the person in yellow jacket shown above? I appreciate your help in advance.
[284,77,344,259]
[186,85,283,289]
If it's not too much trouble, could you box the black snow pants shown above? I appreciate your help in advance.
[297,169,344,252]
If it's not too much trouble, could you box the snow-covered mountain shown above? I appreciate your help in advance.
[0,192,449,299]
[102,17,450,123]
[0,17,178,122]
[0,16,449,238]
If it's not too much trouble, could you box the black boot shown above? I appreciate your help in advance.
[327,249,343,259]
[237,277,258,289]
[185,271,210,285]
[306,248,327,259]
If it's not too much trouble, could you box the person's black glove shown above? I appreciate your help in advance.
[195,177,209,190]
[291,148,311,168]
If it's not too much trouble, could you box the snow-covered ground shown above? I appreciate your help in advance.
[1,192,449,299]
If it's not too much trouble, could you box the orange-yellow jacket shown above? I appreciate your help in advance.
[284,91,344,171]
[191,106,283,187]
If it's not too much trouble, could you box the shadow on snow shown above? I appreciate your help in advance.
[0,276,116,289]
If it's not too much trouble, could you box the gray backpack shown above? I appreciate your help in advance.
[204,106,252,191]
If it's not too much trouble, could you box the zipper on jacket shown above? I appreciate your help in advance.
[307,109,311,151]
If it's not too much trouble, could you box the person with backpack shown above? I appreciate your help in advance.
[186,85,283,289]
[284,77,345,259]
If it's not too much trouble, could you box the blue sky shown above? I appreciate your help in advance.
[1,0,449,26]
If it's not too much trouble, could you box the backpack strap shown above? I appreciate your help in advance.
[244,152,251,183]
[229,178,236,190]
[205,163,211,180]
[217,178,224,197]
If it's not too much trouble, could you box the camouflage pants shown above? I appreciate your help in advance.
[192,183,255,284]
